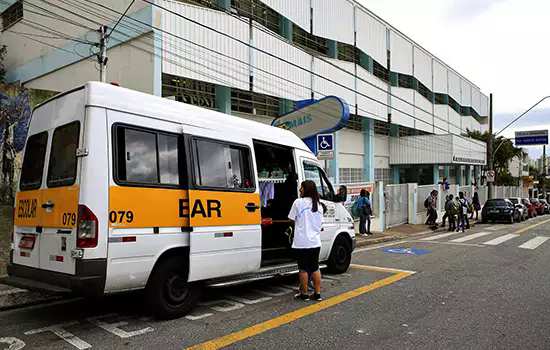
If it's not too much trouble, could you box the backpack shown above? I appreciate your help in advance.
[424,196,430,209]
[351,198,362,218]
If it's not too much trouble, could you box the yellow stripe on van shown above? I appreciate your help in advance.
[15,186,79,228]
[108,187,261,228]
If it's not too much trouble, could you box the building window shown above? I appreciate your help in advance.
[337,42,360,64]
[374,120,390,135]
[293,24,329,56]
[448,96,461,114]
[434,93,447,105]
[373,60,389,83]
[162,74,216,109]
[175,0,218,9]
[346,114,364,131]
[398,73,415,89]
[231,0,280,33]
[2,0,23,31]
[231,88,280,117]
[375,168,392,184]
[339,168,364,184]
[19,131,48,191]
[417,81,433,102]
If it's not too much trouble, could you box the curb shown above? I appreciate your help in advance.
[355,234,404,248]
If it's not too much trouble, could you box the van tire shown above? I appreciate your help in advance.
[327,236,352,274]
[145,256,201,320]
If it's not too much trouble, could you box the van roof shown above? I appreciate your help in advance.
[66,82,310,152]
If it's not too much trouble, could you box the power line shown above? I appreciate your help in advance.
[107,0,136,38]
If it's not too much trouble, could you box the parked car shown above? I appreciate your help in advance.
[539,199,550,214]
[530,198,545,215]
[522,198,537,218]
[508,198,528,221]
[482,199,520,224]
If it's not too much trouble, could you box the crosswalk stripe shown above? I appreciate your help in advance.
[519,236,550,250]
[421,232,459,241]
[486,226,499,231]
[483,234,519,246]
[450,231,493,243]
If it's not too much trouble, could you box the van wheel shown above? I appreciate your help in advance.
[146,256,201,320]
[327,237,351,274]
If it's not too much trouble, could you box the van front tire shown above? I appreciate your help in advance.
[145,256,201,320]
[327,236,352,274]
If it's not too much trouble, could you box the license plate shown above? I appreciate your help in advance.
[18,235,36,250]
[489,210,499,214]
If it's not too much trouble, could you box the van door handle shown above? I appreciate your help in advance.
[42,201,54,209]
[245,203,260,212]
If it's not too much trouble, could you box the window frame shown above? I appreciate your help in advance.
[19,131,49,191]
[112,123,186,190]
[189,135,256,193]
[46,121,81,188]
[302,160,336,202]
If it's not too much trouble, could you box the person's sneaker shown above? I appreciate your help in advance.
[309,293,323,301]
[294,293,310,301]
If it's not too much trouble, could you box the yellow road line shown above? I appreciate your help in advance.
[514,218,550,235]
[186,267,415,350]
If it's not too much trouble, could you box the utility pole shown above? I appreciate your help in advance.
[543,144,547,199]
[97,25,108,83]
[487,93,494,199]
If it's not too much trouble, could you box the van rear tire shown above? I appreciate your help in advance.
[145,256,201,320]
[327,236,352,274]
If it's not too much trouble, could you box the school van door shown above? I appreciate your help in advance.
[186,136,262,281]
[14,91,85,275]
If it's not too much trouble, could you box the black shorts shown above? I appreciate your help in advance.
[294,247,321,274]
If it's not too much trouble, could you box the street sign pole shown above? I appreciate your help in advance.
[543,144,547,198]
[488,93,494,199]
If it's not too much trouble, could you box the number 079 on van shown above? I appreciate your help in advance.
[8,82,355,319]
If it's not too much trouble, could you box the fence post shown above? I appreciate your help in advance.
[378,181,385,232]
[408,183,418,224]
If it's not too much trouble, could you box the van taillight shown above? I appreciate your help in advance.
[77,204,98,248]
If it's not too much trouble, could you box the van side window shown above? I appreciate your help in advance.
[47,122,80,187]
[192,138,253,190]
[20,132,48,190]
[303,162,335,201]
[115,126,180,186]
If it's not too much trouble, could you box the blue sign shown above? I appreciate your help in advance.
[515,130,548,146]
[316,134,334,152]
[383,247,431,256]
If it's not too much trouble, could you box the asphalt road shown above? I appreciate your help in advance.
[1,215,550,349]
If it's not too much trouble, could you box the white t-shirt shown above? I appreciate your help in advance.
[288,197,323,249]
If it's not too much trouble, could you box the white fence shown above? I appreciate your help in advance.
[385,184,409,227]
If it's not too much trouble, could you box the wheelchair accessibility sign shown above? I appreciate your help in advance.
[383,247,431,256]
[316,134,334,160]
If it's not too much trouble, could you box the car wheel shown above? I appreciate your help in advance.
[327,236,352,274]
[146,256,202,320]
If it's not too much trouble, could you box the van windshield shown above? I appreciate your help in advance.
[47,122,80,187]
[20,132,48,190]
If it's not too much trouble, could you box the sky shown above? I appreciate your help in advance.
[359,0,550,159]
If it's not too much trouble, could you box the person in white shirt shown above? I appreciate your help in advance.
[288,180,324,301]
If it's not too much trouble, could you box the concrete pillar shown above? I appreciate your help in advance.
[465,165,472,185]
[444,165,450,179]
[363,117,375,182]
[216,0,230,10]
[328,40,338,59]
[279,16,293,40]
[279,98,294,115]
[215,85,231,115]
[433,165,440,185]
[456,165,463,186]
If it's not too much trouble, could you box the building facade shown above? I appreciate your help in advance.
[1,0,488,186]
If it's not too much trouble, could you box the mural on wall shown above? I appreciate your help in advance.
[0,84,56,203]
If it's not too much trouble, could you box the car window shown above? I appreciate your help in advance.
[303,162,335,201]
[47,122,80,187]
[20,132,48,190]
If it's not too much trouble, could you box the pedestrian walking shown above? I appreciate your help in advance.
[425,190,438,229]
[288,180,324,301]
[456,192,468,232]
[445,194,456,231]
[441,194,451,228]
[472,192,481,221]
[352,189,372,236]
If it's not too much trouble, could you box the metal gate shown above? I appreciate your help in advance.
[385,184,408,227]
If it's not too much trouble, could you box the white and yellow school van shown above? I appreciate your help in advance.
[9,82,355,319]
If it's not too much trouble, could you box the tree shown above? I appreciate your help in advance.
[466,129,526,185]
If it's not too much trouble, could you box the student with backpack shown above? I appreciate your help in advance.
[445,194,457,232]
[456,192,468,232]
[352,189,372,236]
